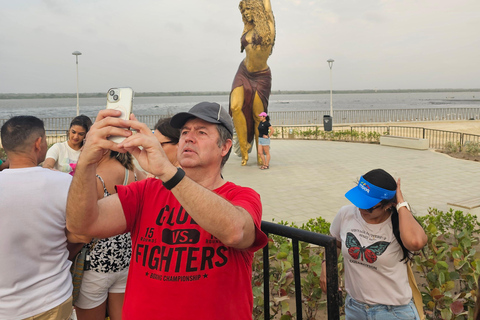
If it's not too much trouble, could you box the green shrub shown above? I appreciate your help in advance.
[415,208,480,319]
[272,128,281,138]
[464,141,480,156]
[444,141,462,153]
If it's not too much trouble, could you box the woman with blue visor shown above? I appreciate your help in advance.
[320,168,427,319]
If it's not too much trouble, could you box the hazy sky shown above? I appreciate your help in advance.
[1,0,479,93]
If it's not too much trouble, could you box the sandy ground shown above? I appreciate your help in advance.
[348,120,480,135]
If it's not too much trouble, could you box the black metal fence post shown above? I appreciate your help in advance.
[261,221,340,320]
[263,232,270,320]
[292,239,303,320]
[324,237,340,320]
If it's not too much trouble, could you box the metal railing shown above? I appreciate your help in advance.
[270,108,480,125]
[45,130,67,145]
[261,221,340,320]
[387,126,480,149]
[2,107,480,130]
[272,125,480,150]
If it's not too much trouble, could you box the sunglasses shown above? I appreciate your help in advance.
[365,203,383,213]
[160,141,175,147]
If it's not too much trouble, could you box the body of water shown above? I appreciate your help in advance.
[1,91,479,120]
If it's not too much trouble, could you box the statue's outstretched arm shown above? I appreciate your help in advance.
[263,0,272,13]
[263,0,275,32]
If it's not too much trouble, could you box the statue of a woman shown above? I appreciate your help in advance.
[229,0,275,166]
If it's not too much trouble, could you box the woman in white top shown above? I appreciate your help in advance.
[320,169,427,320]
[43,115,92,173]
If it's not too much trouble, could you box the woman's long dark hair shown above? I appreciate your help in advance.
[69,114,92,132]
[363,169,411,262]
[110,151,134,171]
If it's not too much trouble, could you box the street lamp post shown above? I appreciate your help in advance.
[72,51,82,116]
[327,59,334,118]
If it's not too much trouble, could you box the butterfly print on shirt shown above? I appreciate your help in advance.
[345,232,390,264]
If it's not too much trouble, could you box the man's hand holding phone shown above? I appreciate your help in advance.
[118,116,176,181]
[76,109,133,167]
[79,85,175,179]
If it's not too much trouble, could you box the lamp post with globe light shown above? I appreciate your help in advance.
[72,51,82,116]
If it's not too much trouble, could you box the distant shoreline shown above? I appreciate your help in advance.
[1,88,479,100]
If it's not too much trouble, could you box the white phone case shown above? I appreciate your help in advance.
[106,87,134,143]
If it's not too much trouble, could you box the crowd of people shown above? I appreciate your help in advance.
[0,1,474,319]
[0,102,270,320]
[2,100,453,320]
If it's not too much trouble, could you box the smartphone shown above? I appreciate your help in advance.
[106,87,134,143]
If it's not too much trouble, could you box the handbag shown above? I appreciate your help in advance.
[70,240,98,304]
[70,245,88,304]
[407,261,426,320]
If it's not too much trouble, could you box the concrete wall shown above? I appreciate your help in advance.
[380,135,429,150]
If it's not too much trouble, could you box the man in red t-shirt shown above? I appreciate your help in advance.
[67,102,267,319]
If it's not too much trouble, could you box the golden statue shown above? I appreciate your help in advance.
[229,0,275,166]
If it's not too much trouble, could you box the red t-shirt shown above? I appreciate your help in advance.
[117,179,267,319]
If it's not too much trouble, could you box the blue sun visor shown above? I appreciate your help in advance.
[345,176,396,209]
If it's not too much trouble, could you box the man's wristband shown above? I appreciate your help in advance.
[162,167,185,190]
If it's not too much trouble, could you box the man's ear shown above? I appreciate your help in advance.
[221,139,233,157]
[34,136,43,152]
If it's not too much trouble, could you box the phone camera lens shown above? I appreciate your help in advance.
[113,95,119,101]
[109,90,115,96]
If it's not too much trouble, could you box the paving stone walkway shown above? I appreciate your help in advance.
[222,140,480,225]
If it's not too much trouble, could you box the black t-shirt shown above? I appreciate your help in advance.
[258,121,271,136]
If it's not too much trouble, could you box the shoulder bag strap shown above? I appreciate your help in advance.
[407,262,425,320]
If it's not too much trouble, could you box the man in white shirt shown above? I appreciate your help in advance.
[0,116,88,320]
